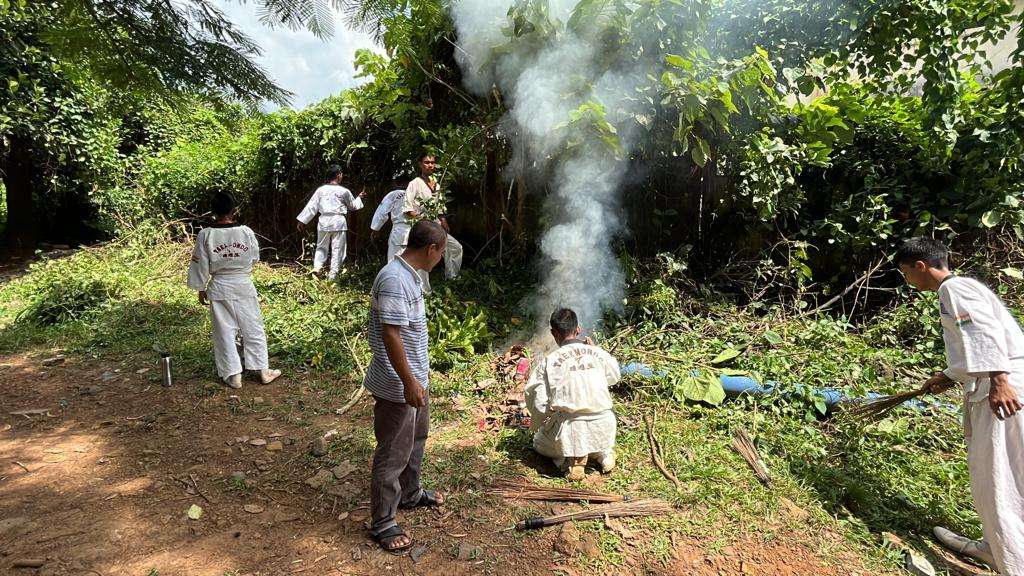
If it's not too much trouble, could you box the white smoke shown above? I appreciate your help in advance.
[450,1,660,334]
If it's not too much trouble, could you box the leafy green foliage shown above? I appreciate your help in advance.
[18,264,122,326]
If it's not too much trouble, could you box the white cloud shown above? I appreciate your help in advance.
[217,2,381,110]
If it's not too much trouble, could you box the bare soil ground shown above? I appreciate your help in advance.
[1,349,877,576]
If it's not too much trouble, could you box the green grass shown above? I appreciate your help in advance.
[0,231,990,574]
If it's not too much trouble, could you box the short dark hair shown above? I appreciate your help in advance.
[550,308,579,337]
[406,220,446,250]
[894,237,949,269]
[417,152,435,163]
[211,192,235,218]
[326,165,344,182]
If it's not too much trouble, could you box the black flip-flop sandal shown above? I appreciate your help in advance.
[399,489,445,510]
[373,525,413,554]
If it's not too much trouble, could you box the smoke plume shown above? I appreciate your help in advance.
[450,1,661,334]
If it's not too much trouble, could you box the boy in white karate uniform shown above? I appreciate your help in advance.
[896,237,1024,575]
[296,165,366,280]
[402,154,463,280]
[369,178,410,263]
[188,193,282,389]
[525,308,619,481]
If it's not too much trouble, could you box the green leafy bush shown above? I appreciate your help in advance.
[17,260,122,326]
[428,304,492,370]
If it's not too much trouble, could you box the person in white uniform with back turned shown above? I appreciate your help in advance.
[525,308,619,481]
[370,177,410,263]
[188,193,282,389]
[896,237,1024,575]
[296,165,366,280]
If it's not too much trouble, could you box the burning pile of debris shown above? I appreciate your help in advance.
[459,345,533,432]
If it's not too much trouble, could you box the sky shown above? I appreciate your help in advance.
[217,2,381,110]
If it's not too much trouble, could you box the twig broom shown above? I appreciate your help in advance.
[488,478,625,503]
[516,499,672,530]
[731,428,772,486]
[842,388,929,422]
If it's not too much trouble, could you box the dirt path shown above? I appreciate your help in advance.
[0,350,873,575]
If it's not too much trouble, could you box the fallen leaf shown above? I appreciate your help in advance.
[186,504,203,520]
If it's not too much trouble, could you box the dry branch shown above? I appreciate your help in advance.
[644,412,683,491]
[801,258,886,317]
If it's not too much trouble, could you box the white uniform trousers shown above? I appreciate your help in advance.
[966,381,1024,575]
[387,225,409,263]
[444,234,463,279]
[210,298,269,379]
[314,230,347,279]
[532,410,616,466]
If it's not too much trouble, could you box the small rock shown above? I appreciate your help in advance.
[325,483,356,498]
[337,512,349,521]
[249,438,267,447]
[100,371,118,383]
[331,460,357,480]
[310,437,328,457]
[41,356,65,367]
[553,522,580,556]
[243,504,265,514]
[272,509,301,523]
[580,533,601,558]
[455,542,482,561]
[80,385,103,396]
[230,471,247,483]
[266,440,283,452]
[135,368,150,375]
[410,545,427,563]
[305,469,334,489]
[905,551,936,576]
[235,436,249,444]
[253,397,264,404]
[0,517,32,535]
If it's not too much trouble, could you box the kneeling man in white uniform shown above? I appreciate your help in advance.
[525,308,619,481]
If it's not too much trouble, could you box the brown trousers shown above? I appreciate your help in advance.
[369,394,429,536]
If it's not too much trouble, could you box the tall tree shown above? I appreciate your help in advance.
[0,0,344,248]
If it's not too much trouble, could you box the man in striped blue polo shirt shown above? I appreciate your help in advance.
[365,219,447,553]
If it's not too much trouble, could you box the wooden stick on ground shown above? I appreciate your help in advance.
[644,411,683,492]
[336,331,368,416]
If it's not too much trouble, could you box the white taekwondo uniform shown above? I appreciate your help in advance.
[296,184,364,279]
[370,189,410,263]
[403,176,463,280]
[187,223,269,379]
[939,275,1024,575]
[525,340,619,466]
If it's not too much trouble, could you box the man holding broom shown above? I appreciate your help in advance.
[896,237,1024,575]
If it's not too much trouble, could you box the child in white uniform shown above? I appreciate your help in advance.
[188,193,282,389]
[897,237,1024,575]
[296,165,366,280]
